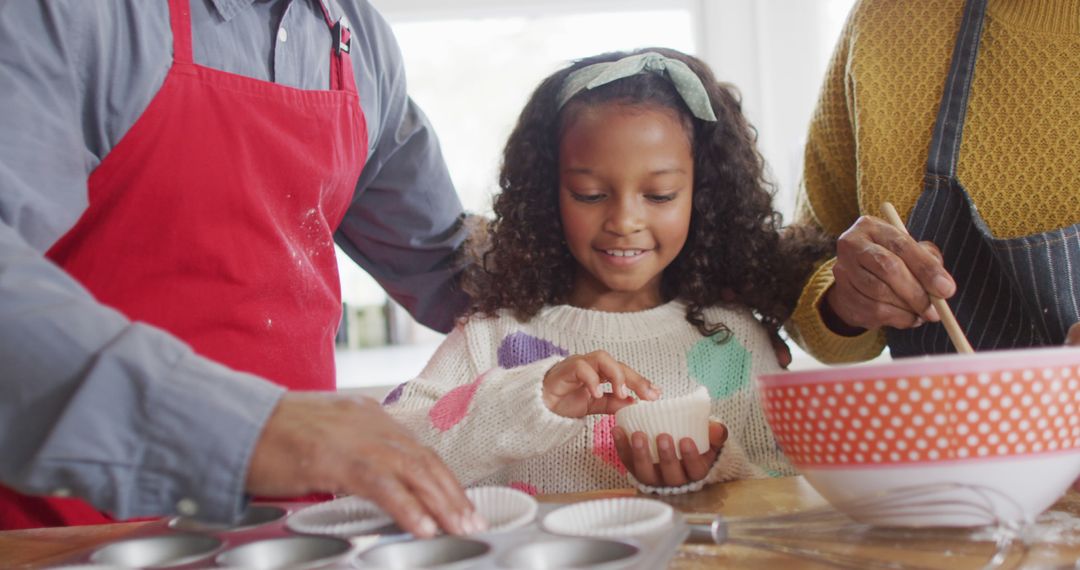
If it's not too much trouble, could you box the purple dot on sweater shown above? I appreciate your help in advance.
[382,382,407,406]
[497,332,568,368]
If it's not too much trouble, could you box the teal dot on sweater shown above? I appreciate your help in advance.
[688,335,751,399]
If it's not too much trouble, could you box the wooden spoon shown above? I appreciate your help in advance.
[881,202,974,354]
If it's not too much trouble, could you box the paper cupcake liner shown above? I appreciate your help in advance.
[542,498,673,538]
[466,486,538,533]
[615,385,710,461]
[285,496,394,537]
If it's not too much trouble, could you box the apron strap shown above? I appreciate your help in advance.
[167,0,353,92]
[314,0,353,92]
[925,0,988,180]
[167,0,195,65]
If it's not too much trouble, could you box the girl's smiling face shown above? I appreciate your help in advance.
[558,103,694,312]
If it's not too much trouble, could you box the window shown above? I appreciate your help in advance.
[336,1,861,388]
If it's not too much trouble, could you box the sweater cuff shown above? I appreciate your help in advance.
[628,457,720,496]
[30,323,284,524]
[485,356,584,457]
[787,258,887,364]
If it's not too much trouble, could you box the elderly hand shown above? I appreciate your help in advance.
[542,351,660,418]
[245,393,483,538]
[768,329,792,369]
[824,215,956,334]
[1067,322,1080,347]
[612,421,727,488]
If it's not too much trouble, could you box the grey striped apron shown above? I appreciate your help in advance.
[887,0,1080,357]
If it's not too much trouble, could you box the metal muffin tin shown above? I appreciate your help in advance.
[58,500,689,569]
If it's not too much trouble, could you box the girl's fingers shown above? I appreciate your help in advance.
[570,358,604,399]
[680,422,727,483]
[709,421,728,450]
[587,393,637,415]
[680,438,714,482]
[620,365,660,401]
[612,427,635,472]
[625,426,726,488]
[592,352,629,399]
[656,434,688,486]
[631,431,660,486]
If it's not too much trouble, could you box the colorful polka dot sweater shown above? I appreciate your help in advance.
[789,0,1080,364]
[383,301,794,496]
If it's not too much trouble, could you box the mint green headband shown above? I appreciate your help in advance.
[556,52,717,122]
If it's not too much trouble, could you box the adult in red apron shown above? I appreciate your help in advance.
[0,0,366,528]
[887,0,1080,356]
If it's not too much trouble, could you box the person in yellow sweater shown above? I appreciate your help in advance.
[788,0,1080,363]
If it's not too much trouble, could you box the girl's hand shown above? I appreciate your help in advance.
[612,421,728,488]
[542,350,660,418]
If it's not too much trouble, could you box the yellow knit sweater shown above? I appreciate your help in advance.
[788,0,1080,364]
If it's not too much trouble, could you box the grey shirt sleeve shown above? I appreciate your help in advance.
[2,222,284,521]
[0,0,468,523]
[0,0,477,523]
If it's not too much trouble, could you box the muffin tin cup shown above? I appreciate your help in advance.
[497,537,640,569]
[51,566,137,570]
[88,533,222,567]
[169,504,286,533]
[214,535,352,569]
[354,535,491,569]
[57,499,688,569]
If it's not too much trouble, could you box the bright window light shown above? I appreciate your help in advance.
[339,10,695,311]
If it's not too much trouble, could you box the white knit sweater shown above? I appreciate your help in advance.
[383,301,794,496]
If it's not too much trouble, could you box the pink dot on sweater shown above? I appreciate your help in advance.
[508,481,538,496]
[593,416,627,475]
[430,374,485,432]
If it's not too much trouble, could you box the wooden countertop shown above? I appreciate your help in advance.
[3,476,1079,568]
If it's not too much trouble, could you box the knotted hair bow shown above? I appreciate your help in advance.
[556,51,717,122]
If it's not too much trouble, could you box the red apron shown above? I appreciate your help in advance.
[0,0,367,529]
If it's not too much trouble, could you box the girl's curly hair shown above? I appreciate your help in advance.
[463,47,832,337]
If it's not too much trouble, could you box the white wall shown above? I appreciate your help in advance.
[369,0,853,221]
[699,0,849,221]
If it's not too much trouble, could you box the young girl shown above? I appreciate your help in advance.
[384,48,830,495]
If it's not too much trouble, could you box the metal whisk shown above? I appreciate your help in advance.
[686,483,1033,570]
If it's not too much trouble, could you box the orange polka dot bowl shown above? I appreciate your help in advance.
[757,346,1080,527]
